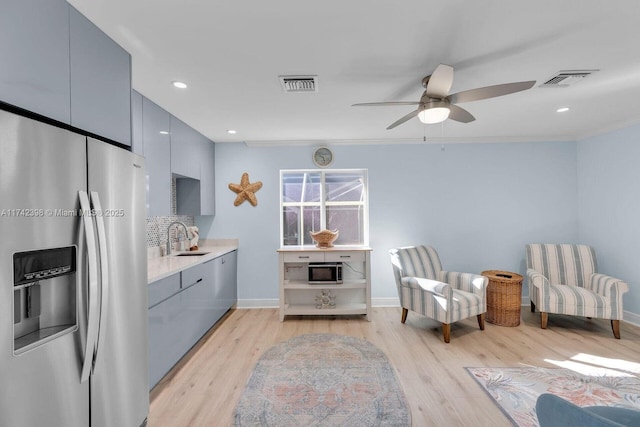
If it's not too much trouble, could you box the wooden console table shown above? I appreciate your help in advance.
[277,246,372,322]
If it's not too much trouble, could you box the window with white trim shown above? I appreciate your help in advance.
[280,169,369,247]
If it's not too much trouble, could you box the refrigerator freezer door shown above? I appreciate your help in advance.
[0,110,90,426]
[87,138,149,427]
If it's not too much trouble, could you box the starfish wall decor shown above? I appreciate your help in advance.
[228,172,263,206]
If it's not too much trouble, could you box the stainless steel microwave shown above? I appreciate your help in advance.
[308,262,343,284]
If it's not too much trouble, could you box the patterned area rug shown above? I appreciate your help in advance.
[233,334,411,426]
[467,367,640,427]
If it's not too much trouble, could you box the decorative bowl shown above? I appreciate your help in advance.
[309,229,339,248]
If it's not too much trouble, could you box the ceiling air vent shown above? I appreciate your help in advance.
[540,70,598,87]
[279,75,318,93]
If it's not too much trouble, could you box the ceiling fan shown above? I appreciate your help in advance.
[353,64,536,129]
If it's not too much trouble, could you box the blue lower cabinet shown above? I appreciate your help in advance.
[219,251,238,311]
[147,251,238,390]
[148,273,184,389]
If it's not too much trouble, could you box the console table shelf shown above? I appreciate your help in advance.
[278,247,372,322]
[283,303,368,316]
[283,280,367,290]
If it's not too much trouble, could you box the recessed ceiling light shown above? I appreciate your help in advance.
[556,107,570,113]
[226,129,237,134]
[172,81,187,89]
[159,131,169,135]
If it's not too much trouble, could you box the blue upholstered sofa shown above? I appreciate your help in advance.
[536,393,640,427]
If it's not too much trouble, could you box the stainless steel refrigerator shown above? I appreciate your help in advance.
[0,109,148,426]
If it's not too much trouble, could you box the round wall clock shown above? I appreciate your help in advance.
[312,146,334,168]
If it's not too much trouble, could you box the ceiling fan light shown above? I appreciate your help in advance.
[418,107,450,124]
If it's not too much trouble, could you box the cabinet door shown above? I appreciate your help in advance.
[174,125,216,216]
[0,0,70,123]
[179,276,211,354]
[221,251,238,310]
[131,90,143,155]
[182,261,218,343]
[170,115,201,179]
[148,286,185,389]
[143,97,171,216]
[200,138,216,216]
[69,6,132,145]
[203,258,226,326]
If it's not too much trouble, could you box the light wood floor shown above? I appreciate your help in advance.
[149,307,640,426]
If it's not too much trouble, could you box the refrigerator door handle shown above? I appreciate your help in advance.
[90,191,109,369]
[79,191,100,383]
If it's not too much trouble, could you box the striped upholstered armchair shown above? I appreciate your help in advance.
[525,244,629,339]
[389,245,488,343]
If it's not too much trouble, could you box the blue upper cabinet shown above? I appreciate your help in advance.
[171,116,202,179]
[131,90,144,155]
[171,115,216,216]
[0,2,133,146]
[69,6,132,146]
[200,139,215,216]
[0,0,71,123]
[143,97,172,216]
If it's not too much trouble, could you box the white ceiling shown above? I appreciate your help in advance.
[67,0,640,145]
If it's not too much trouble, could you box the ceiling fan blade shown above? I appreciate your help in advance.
[425,64,454,99]
[448,105,475,123]
[386,109,421,130]
[352,101,420,107]
[448,80,536,104]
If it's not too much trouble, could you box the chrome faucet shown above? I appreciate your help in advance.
[165,221,191,255]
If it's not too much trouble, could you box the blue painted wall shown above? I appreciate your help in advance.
[197,140,579,304]
[577,123,640,318]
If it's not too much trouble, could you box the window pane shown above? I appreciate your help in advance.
[282,172,321,203]
[282,207,300,245]
[302,206,321,245]
[327,205,364,245]
[325,172,364,202]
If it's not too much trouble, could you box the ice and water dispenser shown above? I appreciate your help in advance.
[13,246,77,354]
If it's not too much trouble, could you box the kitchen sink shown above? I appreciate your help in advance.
[174,252,210,256]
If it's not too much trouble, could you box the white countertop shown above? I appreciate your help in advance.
[147,242,238,284]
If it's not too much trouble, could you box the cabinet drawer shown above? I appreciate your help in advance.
[324,251,365,262]
[148,273,180,308]
[283,252,324,263]
[181,262,207,289]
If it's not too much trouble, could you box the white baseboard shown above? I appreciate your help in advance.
[373,297,400,307]
[236,299,279,309]
[236,297,640,327]
[624,310,640,327]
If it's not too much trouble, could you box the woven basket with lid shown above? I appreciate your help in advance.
[481,270,523,327]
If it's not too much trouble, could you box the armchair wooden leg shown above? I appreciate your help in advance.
[612,320,621,339]
[442,323,451,343]
[477,313,485,330]
[530,301,536,313]
[400,308,408,324]
[541,312,548,329]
